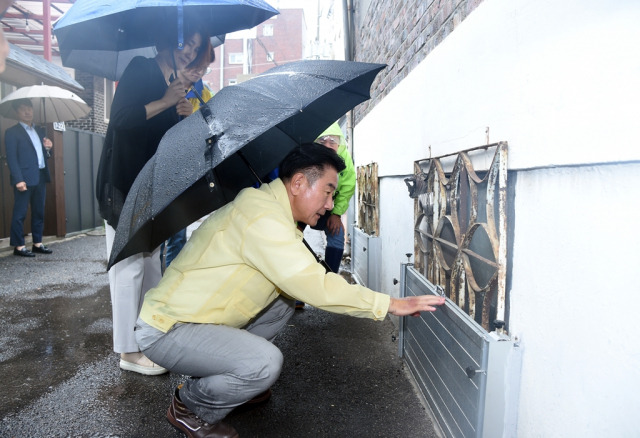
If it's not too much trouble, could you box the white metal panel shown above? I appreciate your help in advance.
[351,226,381,291]
[400,264,520,438]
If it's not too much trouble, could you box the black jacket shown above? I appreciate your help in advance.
[96,56,179,228]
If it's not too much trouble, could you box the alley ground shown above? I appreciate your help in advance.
[0,225,440,438]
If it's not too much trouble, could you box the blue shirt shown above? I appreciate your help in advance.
[19,122,45,169]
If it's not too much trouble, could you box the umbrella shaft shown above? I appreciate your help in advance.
[238,151,262,185]
[189,86,206,107]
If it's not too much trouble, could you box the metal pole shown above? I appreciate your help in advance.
[219,44,224,91]
[343,0,356,233]
[243,35,250,75]
[495,142,508,324]
[342,0,350,61]
[43,0,51,61]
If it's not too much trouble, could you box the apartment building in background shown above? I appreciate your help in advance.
[204,8,305,93]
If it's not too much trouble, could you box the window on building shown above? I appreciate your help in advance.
[104,79,115,122]
[229,52,244,64]
[228,79,237,86]
[263,24,273,36]
[267,52,275,62]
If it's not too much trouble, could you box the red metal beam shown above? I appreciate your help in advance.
[43,0,51,60]
[2,12,64,20]
[1,1,72,61]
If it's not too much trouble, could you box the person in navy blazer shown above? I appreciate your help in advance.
[5,98,54,257]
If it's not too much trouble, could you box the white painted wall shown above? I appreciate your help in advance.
[355,0,640,173]
[352,0,640,435]
[510,163,640,436]
[378,177,414,302]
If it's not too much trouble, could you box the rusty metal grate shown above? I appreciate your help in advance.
[404,142,508,331]
[356,162,379,236]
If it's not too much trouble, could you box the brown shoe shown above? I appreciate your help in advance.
[245,389,272,405]
[231,388,272,415]
[167,388,239,438]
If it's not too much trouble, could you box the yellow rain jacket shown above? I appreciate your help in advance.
[139,179,390,332]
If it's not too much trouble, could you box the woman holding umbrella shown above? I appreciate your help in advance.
[96,25,211,375]
[162,44,216,270]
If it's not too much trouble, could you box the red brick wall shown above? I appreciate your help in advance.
[353,0,484,123]
[66,72,108,135]
[252,9,304,71]
[207,38,244,91]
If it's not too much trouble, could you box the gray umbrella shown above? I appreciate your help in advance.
[0,85,90,123]
[59,34,226,81]
[108,59,385,269]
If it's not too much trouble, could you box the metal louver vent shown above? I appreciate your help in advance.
[405,142,508,331]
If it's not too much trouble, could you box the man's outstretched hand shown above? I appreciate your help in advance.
[388,295,446,317]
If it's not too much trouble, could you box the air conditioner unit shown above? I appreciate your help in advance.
[399,264,521,438]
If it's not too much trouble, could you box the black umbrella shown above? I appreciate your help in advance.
[108,60,385,269]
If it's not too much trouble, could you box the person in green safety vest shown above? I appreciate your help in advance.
[311,122,356,271]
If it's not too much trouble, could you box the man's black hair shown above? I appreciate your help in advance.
[280,142,346,186]
[11,98,32,111]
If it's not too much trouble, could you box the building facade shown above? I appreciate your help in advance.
[204,8,305,92]
[348,0,640,436]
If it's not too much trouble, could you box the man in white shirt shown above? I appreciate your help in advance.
[5,98,54,257]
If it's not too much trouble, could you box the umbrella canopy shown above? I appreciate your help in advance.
[0,85,91,123]
[108,59,385,268]
[58,34,226,82]
[53,0,278,79]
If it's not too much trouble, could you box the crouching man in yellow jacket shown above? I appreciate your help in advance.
[135,143,445,438]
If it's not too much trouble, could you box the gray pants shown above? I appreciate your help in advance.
[135,297,294,424]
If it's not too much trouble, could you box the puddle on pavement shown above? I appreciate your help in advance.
[0,284,112,417]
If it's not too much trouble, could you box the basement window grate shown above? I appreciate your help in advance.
[404,142,508,331]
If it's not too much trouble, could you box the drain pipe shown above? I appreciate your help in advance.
[343,0,354,62]
[342,0,354,152]
[343,0,357,251]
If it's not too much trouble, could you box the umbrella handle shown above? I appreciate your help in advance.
[195,89,213,125]
[189,85,206,107]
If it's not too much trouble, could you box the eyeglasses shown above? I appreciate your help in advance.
[317,135,338,144]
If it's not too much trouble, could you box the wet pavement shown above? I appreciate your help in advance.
[0,229,439,438]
